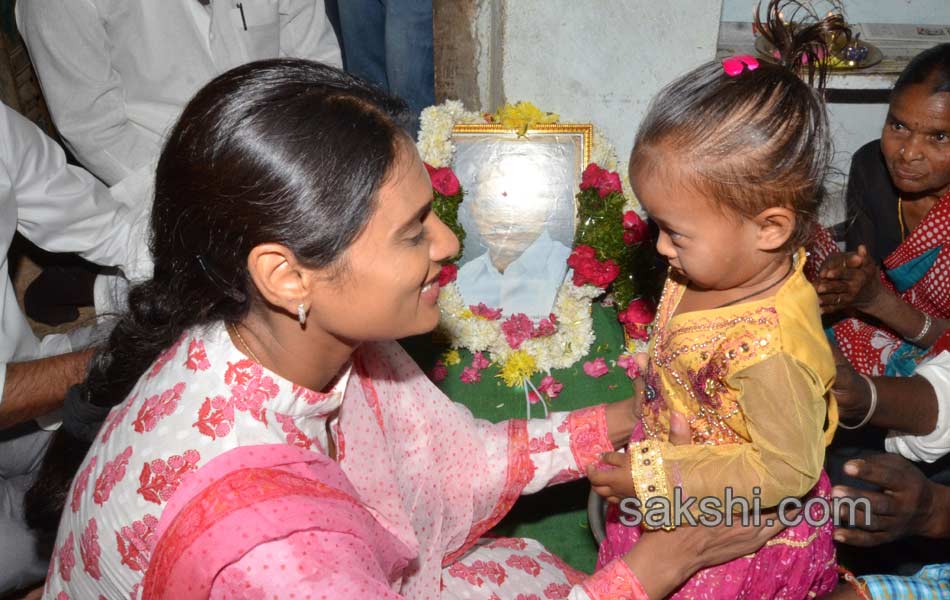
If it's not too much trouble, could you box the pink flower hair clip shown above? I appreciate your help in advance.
[722,54,760,77]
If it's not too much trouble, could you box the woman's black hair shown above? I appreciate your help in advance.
[26,59,410,555]
[893,43,950,97]
[630,0,849,249]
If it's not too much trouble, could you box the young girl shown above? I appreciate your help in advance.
[590,4,847,598]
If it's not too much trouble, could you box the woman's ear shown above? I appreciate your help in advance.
[246,243,318,318]
[753,207,796,251]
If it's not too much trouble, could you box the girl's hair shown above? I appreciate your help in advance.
[630,0,849,249]
[893,43,950,97]
[25,59,410,554]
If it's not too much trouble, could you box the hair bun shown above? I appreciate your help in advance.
[754,0,852,91]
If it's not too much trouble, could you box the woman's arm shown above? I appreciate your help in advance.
[573,509,793,599]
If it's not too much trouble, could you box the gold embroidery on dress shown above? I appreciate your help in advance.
[642,276,781,446]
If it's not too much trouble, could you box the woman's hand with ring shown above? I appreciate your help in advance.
[816,245,885,314]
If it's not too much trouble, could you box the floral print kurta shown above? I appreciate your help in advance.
[44,322,645,599]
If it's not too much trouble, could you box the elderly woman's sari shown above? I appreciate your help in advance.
[810,190,950,376]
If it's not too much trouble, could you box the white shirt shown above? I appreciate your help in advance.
[455,230,572,319]
[885,351,950,462]
[0,103,144,407]
[16,0,341,186]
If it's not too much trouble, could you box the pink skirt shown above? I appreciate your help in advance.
[598,471,838,599]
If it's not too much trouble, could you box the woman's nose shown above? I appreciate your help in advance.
[430,213,461,262]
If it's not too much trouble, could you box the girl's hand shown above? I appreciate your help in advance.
[816,245,885,314]
[588,411,690,503]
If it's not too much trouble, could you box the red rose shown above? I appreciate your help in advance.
[438,263,458,286]
[580,163,623,198]
[618,299,654,341]
[622,211,648,245]
[424,163,461,196]
[567,245,619,288]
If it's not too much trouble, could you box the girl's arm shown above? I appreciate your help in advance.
[591,352,828,511]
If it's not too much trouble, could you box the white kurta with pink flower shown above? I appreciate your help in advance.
[43,322,645,599]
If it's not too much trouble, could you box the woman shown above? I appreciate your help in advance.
[28,60,788,599]
[812,44,950,583]
[815,43,950,378]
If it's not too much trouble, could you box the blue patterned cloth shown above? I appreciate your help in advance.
[863,564,950,599]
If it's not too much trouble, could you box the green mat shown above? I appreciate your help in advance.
[401,302,632,573]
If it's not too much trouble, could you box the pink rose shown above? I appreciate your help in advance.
[429,359,448,383]
[538,375,563,398]
[616,354,641,380]
[583,357,610,378]
[460,366,482,384]
[580,163,623,198]
[502,313,535,349]
[470,303,503,320]
[533,315,557,338]
[438,263,458,286]
[424,163,461,196]
[622,210,648,245]
[472,351,491,371]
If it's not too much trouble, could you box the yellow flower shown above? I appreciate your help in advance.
[459,308,474,319]
[497,351,538,387]
[493,102,559,136]
[443,349,462,366]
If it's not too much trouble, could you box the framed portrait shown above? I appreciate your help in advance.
[450,124,592,319]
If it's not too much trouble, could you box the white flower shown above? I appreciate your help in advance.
[417,101,480,167]
[438,278,599,373]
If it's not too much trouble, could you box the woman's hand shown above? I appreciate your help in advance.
[832,454,950,545]
[625,507,794,599]
[816,245,885,314]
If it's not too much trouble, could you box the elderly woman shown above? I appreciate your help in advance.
[810,44,950,587]
[815,43,950,378]
[27,60,786,600]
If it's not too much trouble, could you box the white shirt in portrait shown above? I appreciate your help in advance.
[455,229,571,320]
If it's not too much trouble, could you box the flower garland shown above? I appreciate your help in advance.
[418,100,656,399]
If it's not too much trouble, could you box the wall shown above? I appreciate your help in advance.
[470,0,724,162]
[721,0,950,24]
[434,0,944,224]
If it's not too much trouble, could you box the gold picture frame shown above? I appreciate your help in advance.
[449,123,593,318]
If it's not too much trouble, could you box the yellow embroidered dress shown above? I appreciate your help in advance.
[599,249,840,598]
